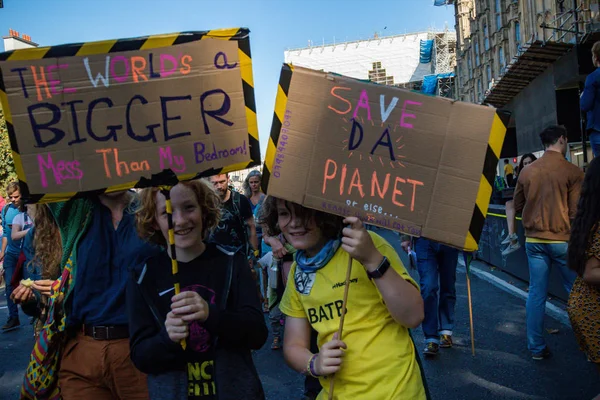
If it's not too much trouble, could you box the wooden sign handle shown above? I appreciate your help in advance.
[466,273,475,356]
[328,256,353,400]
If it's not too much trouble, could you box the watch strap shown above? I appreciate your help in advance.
[367,256,390,279]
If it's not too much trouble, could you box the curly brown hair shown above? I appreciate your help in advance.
[30,205,62,280]
[258,196,344,240]
[136,180,222,246]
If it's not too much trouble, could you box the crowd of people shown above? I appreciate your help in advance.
[0,123,599,399]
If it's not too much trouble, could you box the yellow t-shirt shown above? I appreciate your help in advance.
[279,232,425,400]
[504,163,514,175]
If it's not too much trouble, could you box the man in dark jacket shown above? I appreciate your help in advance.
[580,41,600,158]
[208,174,258,256]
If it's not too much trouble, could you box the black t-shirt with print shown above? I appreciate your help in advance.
[209,191,253,252]
[150,247,231,400]
[128,242,269,400]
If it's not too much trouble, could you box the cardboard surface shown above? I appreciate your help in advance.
[0,29,259,202]
[263,65,507,251]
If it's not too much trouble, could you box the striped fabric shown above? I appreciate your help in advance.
[21,255,74,400]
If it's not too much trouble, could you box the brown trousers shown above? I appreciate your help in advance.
[59,333,148,400]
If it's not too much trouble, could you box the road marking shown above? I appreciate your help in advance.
[458,259,571,326]
[0,306,7,310]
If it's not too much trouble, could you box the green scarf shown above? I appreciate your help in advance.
[19,198,95,399]
[48,198,95,308]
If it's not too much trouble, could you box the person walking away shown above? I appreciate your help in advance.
[401,236,458,357]
[502,153,538,256]
[260,196,426,399]
[1,182,25,331]
[567,157,600,400]
[513,125,583,360]
[504,159,515,187]
[128,181,267,399]
[580,40,600,158]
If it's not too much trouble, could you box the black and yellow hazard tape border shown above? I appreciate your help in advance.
[0,27,260,204]
[261,63,293,192]
[464,110,510,252]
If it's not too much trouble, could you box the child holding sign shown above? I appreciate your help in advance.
[259,197,426,399]
[127,180,267,400]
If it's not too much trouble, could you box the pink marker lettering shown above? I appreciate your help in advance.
[110,56,130,83]
[159,146,186,173]
[352,89,372,121]
[37,153,83,188]
[47,64,77,95]
[400,100,422,129]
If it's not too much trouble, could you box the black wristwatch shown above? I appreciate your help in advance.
[367,257,390,280]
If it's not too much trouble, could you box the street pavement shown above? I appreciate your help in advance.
[1,256,599,399]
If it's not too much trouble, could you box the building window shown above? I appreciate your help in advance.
[475,40,480,66]
[499,46,505,69]
[467,55,473,79]
[487,65,492,82]
[515,21,521,48]
[477,79,483,100]
[495,0,502,29]
[484,22,490,50]
[368,61,394,85]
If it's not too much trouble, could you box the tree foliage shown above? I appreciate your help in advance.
[0,109,17,198]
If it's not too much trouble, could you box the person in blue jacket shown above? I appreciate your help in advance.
[0,182,25,331]
[580,41,600,158]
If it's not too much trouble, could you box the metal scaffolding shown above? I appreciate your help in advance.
[437,76,455,98]
[431,29,456,74]
[425,29,457,98]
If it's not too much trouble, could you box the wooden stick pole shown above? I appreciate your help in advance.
[328,256,353,400]
[466,273,475,356]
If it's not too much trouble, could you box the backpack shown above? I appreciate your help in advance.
[1,204,8,230]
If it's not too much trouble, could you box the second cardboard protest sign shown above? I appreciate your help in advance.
[263,65,508,251]
[0,28,260,203]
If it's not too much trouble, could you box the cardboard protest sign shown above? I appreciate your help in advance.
[0,28,260,203]
[262,65,509,251]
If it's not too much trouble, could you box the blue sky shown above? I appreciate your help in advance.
[0,0,454,156]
